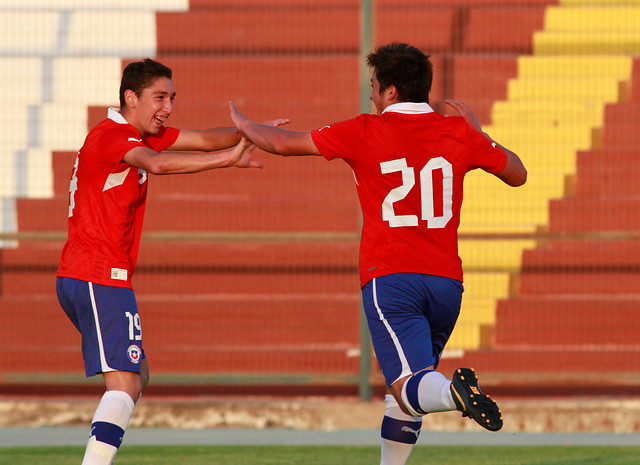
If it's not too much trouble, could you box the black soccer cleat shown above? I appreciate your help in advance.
[450,367,503,432]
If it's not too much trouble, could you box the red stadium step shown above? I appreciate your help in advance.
[548,197,640,233]
[522,240,640,269]
[448,55,518,124]
[52,152,76,196]
[0,295,360,347]
[156,8,361,54]
[575,149,639,197]
[0,240,359,296]
[157,6,456,54]
[461,6,547,53]
[0,345,359,375]
[495,296,640,346]
[437,346,640,375]
[17,193,360,234]
[0,295,360,374]
[630,58,640,102]
[517,270,640,296]
[141,56,360,128]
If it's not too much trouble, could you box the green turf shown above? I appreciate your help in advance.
[1,445,640,465]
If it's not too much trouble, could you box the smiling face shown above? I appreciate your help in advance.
[121,76,176,137]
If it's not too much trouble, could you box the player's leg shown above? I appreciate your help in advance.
[363,274,460,414]
[379,393,422,465]
[57,278,146,464]
[362,273,456,465]
[375,274,502,431]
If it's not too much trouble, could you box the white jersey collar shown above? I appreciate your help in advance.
[382,102,434,115]
[108,107,130,125]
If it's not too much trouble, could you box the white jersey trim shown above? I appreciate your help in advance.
[382,102,434,115]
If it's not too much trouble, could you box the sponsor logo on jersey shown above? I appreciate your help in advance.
[128,137,143,142]
[127,345,142,364]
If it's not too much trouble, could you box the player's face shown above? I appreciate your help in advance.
[369,71,384,115]
[130,77,176,136]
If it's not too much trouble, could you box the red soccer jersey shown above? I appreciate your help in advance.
[57,108,179,288]
[311,103,507,287]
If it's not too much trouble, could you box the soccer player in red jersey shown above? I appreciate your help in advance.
[230,43,526,465]
[56,58,285,465]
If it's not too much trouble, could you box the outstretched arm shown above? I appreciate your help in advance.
[169,119,290,152]
[229,102,321,156]
[446,100,527,187]
[123,137,262,174]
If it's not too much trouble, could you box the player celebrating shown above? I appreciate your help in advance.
[56,58,285,465]
[229,43,526,465]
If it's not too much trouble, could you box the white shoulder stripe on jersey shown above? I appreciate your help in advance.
[103,167,130,191]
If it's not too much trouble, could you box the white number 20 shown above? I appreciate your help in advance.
[380,157,453,228]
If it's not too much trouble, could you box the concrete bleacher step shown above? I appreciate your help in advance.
[0,240,359,296]
[575,149,639,196]
[447,55,517,125]
[518,269,640,296]
[0,295,360,374]
[438,346,640,374]
[461,5,548,53]
[548,197,640,233]
[157,5,457,55]
[495,296,640,345]
[522,240,640,269]
[17,191,360,234]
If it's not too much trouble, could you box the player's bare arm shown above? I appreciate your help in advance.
[445,99,527,187]
[229,102,320,156]
[123,137,262,174]
[169,127,242,152]
[170,118,291,152]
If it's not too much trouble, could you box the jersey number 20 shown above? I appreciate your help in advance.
[380,157,453,228]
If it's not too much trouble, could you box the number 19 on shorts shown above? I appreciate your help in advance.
[125,311,142,341]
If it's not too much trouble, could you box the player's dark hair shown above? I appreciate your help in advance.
[367,43,432,103]
[119,58,173,108]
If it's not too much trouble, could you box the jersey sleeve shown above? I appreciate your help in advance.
[310,116,363,162]
[464,122,508,174]
[144,126,180,152]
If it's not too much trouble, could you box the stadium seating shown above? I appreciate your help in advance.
[3,0,640,389]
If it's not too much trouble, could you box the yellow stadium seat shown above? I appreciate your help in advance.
[0,11,58,54]
[492,101,603,127]
[517,55,632,79]
[66,11,157,56]
[507,78,623,102]
[24,148,54,199]
[534,31,640,55]
[459,240,535,271]
[544,6,640,30]
[52,58,122,105]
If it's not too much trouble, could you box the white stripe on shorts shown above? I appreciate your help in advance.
[372,277,412,384]
[88,282,115,373]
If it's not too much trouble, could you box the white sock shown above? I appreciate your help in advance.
[401,370,456,416]
[380,394,422,465]
[82,390,135,465]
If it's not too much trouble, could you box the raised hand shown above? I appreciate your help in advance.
[445,100,482,132]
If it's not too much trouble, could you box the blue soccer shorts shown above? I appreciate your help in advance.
[361,273,463,387]
[56,277,145,377]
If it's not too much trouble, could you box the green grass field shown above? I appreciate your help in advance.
[2,445,640,465]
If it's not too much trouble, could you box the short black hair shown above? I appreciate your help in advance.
[366,43,432,103]
[119,58,173,108]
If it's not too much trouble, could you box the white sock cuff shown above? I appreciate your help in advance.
[92,390,135,429]
[400,380,424,417]
[385,394,422,422]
